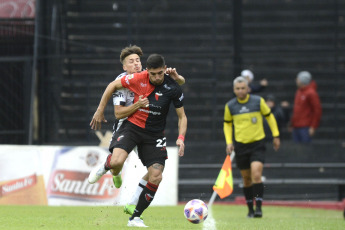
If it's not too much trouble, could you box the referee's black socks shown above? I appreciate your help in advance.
[243,186,254,212]
[253,183,264,209]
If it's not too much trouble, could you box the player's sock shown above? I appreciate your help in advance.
[129,179,147,205]
[130,181,158,220]
[253,183,264,209]
[243,186,254,213]
[112,171,122,188]
[104,154,113,170]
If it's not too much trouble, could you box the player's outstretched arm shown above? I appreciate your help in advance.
[90,79,123,130]
[166,67,185,85]
[114,95,149,119]
[175,107,187,157]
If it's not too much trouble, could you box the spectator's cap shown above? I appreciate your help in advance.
[297,71,312,85]
[265,94,276,102]
[241,69,254,81]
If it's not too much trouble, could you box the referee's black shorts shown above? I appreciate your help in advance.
[234,140,266,170]
[109,120,167,168]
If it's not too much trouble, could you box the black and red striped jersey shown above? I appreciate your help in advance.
[121,70,184,133]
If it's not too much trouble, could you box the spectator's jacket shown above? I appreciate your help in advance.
[291,81,322,129]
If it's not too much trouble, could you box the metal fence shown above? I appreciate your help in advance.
[0,19,34,144]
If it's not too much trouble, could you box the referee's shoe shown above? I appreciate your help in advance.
[247,210,254,218]
[254,208,262,218]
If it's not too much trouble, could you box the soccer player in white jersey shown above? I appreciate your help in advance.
[91,45,185,218]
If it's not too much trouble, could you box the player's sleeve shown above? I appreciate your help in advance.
[120,72,143,94]
[172,86,184,108]
[112,89,126,106]
[260,98,280,137]
[223,104,233,144]
[121,74,133,89]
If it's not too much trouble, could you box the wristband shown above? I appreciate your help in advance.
[178,135,185,142]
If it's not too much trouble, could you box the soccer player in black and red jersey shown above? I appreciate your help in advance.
[89,54,187,227]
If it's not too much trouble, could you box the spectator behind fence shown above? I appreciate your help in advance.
[241,69,268,94]
[264,94,289,141]
[289,71,322,144]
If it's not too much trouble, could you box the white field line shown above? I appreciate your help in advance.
[202,205,217,230]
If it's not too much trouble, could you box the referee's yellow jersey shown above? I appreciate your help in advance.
[224,94,279,144]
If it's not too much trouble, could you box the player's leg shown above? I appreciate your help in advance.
[128,164,163,227]
[251,161,264,217]
[110,122,123,187]
[125,145,148,214]
[108,148,129,188]
[127,132,166,227]
[89,121,135,184]
[88,148,128,184]
[131,163,163,218]
[111,169,122,188]
[130,173,149,205]
[240,169,254,218]
[124,173,148,216]
[109,121,137,187]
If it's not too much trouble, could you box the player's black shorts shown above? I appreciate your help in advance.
[234,140,266,170]
[109,120,167,167]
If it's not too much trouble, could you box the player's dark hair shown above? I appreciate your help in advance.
[120,45,143,64]
[146,54,165,69]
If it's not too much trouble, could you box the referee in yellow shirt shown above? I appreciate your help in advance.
[224,76,280,218]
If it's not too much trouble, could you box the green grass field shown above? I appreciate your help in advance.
[0,205,343,230]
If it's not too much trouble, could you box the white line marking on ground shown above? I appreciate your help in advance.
[202,205,217,230]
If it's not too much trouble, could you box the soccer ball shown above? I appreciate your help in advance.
[183,199,208,224]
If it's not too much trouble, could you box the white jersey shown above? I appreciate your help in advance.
[112,72,135,131]
[112,71,138,154]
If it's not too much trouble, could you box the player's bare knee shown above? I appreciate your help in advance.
[110,157,125,168]
[149,174,162,185]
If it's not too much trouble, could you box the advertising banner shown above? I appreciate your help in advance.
[0,145,47,205]
[0,145,178,206]
[47,146,118,205]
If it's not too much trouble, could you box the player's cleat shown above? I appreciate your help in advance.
[112,175,122,188]
[247,210,255,218]
[124,204,143,220]
[88,164,108,184]
[254,208,263,218]
[127,217,148,227]
[124,204,136,215]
